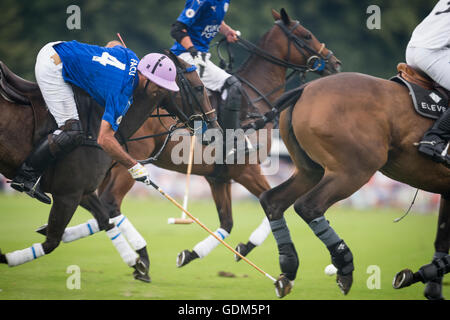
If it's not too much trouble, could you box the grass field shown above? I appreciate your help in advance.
[0,193,447,300]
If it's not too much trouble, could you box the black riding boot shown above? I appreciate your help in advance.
[10,138,55,204]
[418,108,450,166]
[220,76,258,160]
[10,119,83,205]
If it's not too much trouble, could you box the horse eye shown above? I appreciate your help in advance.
[304,34,312,40]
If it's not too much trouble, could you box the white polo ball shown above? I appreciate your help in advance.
[324,264,337,276]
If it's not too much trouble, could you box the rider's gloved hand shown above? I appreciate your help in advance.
[187,46,206,70]
[128,163,150,185]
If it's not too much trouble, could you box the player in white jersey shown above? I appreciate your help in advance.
[406,0,450,165]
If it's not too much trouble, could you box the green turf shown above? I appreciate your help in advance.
[0,193,447,300]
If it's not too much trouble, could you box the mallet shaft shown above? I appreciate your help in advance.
[181,134,196,219]
[117,33,127,48]
[147,179,275,282]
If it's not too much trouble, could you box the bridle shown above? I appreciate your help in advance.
[215,19,337,114]
[128,56,216,143]
[169,63,217,132]
[274,20,335,73]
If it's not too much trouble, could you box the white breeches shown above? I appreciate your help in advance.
[178,52,231,92]
[35,42,78,127]
[406,46,450,91]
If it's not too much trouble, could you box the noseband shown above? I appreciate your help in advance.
[274,20,335,73]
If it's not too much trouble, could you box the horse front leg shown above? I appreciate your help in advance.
[96,165,150,282]
[259,168,322,298]
[1,192,82,267]
[36,192,112,241]
[176,177,233,267]
[424,195,450,300]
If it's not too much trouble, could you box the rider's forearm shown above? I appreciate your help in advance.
[180,35,194,51]
[98,120,137,169]
[219,21,232,36]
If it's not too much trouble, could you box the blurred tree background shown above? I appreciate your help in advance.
[0,0,435,80]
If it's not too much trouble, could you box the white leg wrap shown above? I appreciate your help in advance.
[106,227,138,267]
[62,219,100,243]
[110,215,147,251]
[5,243,45,267]
[193,228,229,259]
[248,217,271,246]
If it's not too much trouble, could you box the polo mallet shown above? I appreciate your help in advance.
[146,178,276,283]
[117,33,127,48]
[168,134,195,225]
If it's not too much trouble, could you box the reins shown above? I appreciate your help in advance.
[214,20,335,125]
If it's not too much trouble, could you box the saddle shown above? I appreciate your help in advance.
[0,61,40,105]
[0,61,100,147]
[0,61,55,143]
[391,63,450,119]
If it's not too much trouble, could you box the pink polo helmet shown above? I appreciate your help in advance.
[138,53,179,92]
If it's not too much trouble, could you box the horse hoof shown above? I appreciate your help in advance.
[424,279,444,300]
[0,249,6,264]
[35,224,48,236]
[134,258,149,276]
[176,250,198,268]
[235,243,248,262]
[336,273,353,295]
[133,270,151,283]
[392,269,414,289]
[274,274,294,298]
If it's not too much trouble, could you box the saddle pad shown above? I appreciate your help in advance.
[390,75,448,120]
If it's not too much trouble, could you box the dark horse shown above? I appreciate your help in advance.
[259,69,450,298]
[49,9,342,269]
[0,53,217,279]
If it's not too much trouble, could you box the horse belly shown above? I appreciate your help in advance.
[43,147,112,195]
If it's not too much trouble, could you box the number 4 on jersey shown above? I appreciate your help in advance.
[92,52,126,70]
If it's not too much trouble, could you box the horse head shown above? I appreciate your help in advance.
[162,51,220,135]
[270,8,342,76]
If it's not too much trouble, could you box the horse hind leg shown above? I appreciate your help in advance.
[424,195,450,300]
[293,169,376,295]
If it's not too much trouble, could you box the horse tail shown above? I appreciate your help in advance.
[274,84,307,113]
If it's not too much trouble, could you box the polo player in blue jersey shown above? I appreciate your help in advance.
[170,0,255,157]
[11,40,179,204]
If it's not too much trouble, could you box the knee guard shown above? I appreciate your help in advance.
[48,119,84,157]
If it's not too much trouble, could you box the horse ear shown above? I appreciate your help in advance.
[280,8,291,25]
[271,9,281,21]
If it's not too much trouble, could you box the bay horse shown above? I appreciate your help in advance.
[49,8,341,270]
[0,53,217,280]
[259,71,450,299]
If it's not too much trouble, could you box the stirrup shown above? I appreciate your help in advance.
[415,140,437,147]
[440,142,450,158]
[27,176,42,198]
